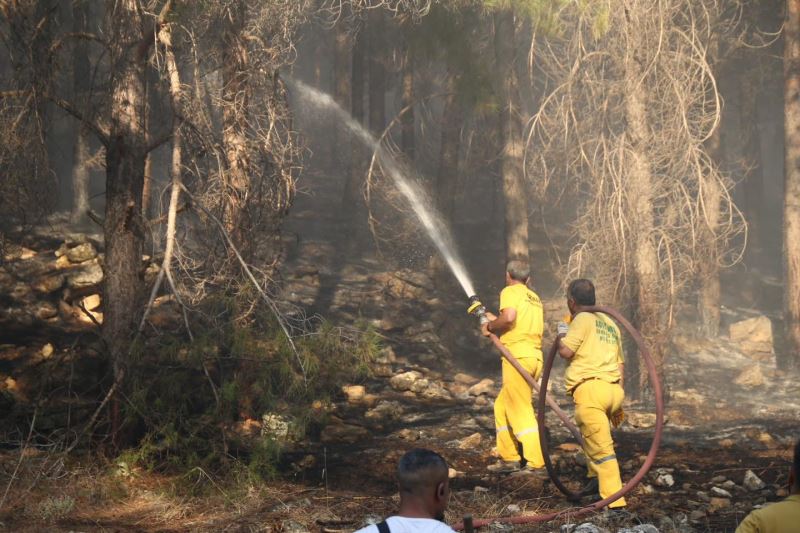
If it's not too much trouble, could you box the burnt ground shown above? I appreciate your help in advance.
[1,203,798,532]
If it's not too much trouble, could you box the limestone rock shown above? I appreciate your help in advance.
[734,365,765,388]
[365,401,404,422]
[397,428,420,441]
[67,263,103,288]
[561,523,606,533]
[66,242,97,263]
[81,294,101,311]
[261,413,290,439]
[342,385,366,403]
[729,315,773,360]
[708,497,731,512]
[454,372,479,385]
[372,364,394,378]
[625,411,658,428]
[743,470,766,491]
[458,432,483,450]
[419,382,451,401]
[655,472,675,488]
[33,301,58,320]
[41,344,54,358]
[390,370,423,392]
[618,526,659,533]
[710,486,732,498]
[32,274,64,294]
[409,378,431,394]
[448,382,470,400]
[468,378,495,396]
[320,423,369,444]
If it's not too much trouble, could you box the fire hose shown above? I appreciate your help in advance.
[456,301,664,530]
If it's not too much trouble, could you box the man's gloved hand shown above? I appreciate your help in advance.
[611,408,625,428]
[557,322,569,336]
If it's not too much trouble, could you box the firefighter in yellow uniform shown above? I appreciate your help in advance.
[735,439,800,533]
[557,278,626,508]
[481,260,545,471]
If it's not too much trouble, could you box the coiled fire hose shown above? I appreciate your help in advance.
[455,304,664,530]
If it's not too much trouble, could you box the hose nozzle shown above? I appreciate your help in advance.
[467,295,489,325]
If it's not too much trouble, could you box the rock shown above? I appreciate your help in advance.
[625,411,658,428]
[709,497,731,512]
[281,520,310,533]
[468,378,495,396]
[689,509,705,522]
[320,423,369,444]
[561,523,605,533]
[639,483,655,495]
[721,480,736,490]
[734,365,765,388]
[390,370,423,392]
[41,344,54,358]
[81,294,101,311]
[618,526,659,533]
[397,428,420,441]
[373,364,394,378]
[696,491,710,502]
[458,432,483,450]
[558,442,582,452]
[420,382,452,401]
[506,504,520,513]
[409,378,431,394]
[33,301,58,320]
[447,382,470,400]
[474,395,489,406]
[406,321,435,336]
[711,475,727,483]
[776,487,789,497]
[454,372,480,386]
[655,473,675,488]
[66,242,98,263]
[474,486,489,493]
[743,470,766,491]
[365,401,404,422]
[729,315,773,360]
[32,274,64,294]
[54,254,72,269]
[710,486,732,498]
[342,385,366,403]
[261,413,290,439]
[66,263,103,288]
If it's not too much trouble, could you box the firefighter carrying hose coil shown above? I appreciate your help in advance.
[556,278,627,509]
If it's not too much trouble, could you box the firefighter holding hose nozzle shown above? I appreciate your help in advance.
[557,279,627,509]
[479,260,546,474]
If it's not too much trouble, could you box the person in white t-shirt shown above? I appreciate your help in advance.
[354,448,456,533]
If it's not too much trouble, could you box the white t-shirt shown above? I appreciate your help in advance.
[353,516,456,533]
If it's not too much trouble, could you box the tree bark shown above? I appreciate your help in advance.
[222,0,251,249]
[103,0,147,369]
[699,120,723,337]
[784,0,800,367]
[494,8,529,264]
[624,52,663,395]
[436,72,462,223]
[70,0,91,223]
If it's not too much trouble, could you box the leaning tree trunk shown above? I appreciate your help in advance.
[494,8,529,264]
[784,0,800,367]
[221,0,251,250]
[70,0,91,223]
[103,0,147,374]
[624,52,664,396]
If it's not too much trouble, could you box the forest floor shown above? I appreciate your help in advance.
[2,213,799,533]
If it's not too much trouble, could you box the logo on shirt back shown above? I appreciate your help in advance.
[525,291,542,307]
[595,318,619,345]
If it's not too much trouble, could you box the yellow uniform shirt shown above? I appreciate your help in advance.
[498,283,543,360]
[561,311,624,393]
[735,495,800,533]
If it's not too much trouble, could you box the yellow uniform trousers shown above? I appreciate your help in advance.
[573,379,626,508]
[494,357,545,467]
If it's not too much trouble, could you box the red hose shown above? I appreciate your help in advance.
[453,305,664,530]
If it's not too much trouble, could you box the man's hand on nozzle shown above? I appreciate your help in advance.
[485,311,497,322]
[557,322,569,337]
[481,322,491,337]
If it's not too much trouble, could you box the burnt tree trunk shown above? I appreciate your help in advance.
[400,34,415,160]
[333,18,351,173]
[221,1,251,250]
[784,0,800,367]
[341,22,365,214]
[70,0,91,223]
[103,0,147,373]
[494,8,529,264]
[624,48,663,396]
[367,8,385,135]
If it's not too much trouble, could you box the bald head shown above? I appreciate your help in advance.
[397,449,449,496]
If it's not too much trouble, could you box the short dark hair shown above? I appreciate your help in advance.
[506,260,530,282]
[397,449,448,495]
[568,279,596,306]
